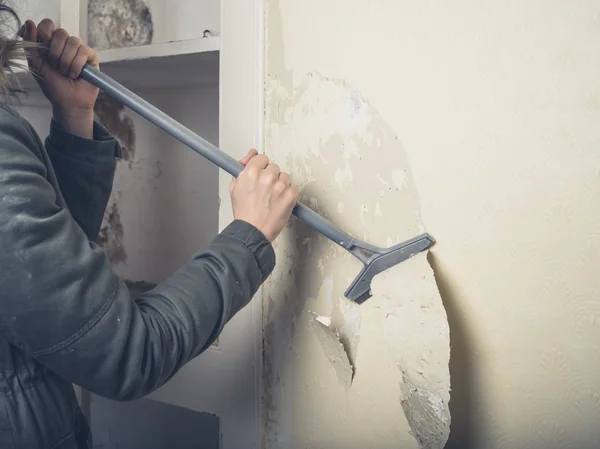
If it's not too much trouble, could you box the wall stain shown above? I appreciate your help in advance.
[88,0,153,51]
[97,199,127,265]
[94,93,137,169]
[93,94,137,267]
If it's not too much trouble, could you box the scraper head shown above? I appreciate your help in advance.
[344,233,435,304]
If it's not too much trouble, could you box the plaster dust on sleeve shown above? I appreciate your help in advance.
[262,68,451,448]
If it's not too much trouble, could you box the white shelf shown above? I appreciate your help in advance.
[97,36,220,64]
[14,37,220,93]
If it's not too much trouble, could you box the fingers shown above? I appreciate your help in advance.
[36,18,56,55]
[58,36,81,76]
[24,18,99,79]
[263,163,281,184]
[22,20,41,72]
[279,172,291,185]
[70,44,98,78]
[47,28,69,70]
[245,154,270,171]
[287,183,299,204]
[21,20,37,44]
[235,152,294,200]
[239,149,258,166]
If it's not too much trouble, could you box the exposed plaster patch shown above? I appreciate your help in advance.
[264,4,449,443]
[263,68,449,448]
[372,252,451,449]
[400,373,449,449]
[88,0,153,51]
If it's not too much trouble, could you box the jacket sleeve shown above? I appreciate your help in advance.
[0,111,275,401]
[45,119,121,242]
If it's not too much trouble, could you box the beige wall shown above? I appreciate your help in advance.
[262,0,600,448]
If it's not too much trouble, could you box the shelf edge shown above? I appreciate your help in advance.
[98,37,220,65]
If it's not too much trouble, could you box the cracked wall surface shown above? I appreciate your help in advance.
[261,1,600,449]
[262,2,451,447]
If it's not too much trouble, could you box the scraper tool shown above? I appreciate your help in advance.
[80,64,435,304]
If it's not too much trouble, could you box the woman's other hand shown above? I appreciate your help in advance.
[22,19,99,139]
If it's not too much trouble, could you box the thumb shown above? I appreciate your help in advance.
[239,149,258,166]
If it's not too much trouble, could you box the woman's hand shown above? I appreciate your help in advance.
[230,150,299,242]
[21,19,99,139]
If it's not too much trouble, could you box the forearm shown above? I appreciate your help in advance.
[52,107,94,140]
[38,220,274,400]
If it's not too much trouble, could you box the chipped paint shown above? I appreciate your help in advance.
[262,69,449,449]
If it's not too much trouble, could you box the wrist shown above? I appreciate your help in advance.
[52,107,95,140]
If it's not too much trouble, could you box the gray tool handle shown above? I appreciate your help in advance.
[81,65,356,250]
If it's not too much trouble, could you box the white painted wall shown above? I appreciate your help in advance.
[145,0,221,42]
[259,0,600,448]
[9,0,61,27]
[16,98,52,135]
[108,86,219,284]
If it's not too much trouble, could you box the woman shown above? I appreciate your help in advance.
[0,5,298,448]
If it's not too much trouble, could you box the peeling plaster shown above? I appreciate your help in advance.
[262,43,450,448]
[372,252,451,448]
[308,314,353,387]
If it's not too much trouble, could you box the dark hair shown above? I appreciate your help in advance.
[0,1,34,96]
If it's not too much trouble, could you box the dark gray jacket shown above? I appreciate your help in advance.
[0,105,275,448]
